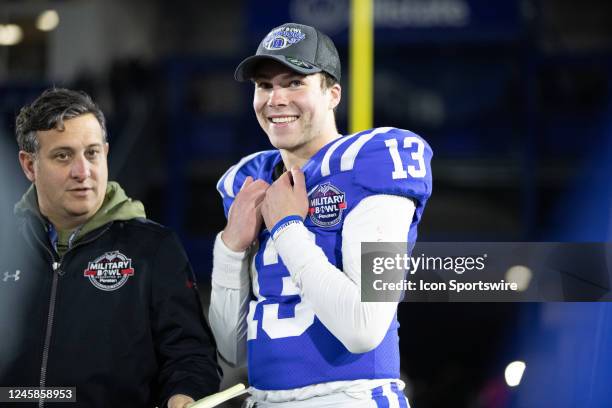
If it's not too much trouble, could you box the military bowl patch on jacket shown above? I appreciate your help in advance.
[84,251,134,291]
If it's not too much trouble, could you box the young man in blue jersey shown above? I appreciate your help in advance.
[210,23,432,407]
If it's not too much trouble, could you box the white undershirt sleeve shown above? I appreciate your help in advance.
[208,232,251,367]
[273,194,415,354]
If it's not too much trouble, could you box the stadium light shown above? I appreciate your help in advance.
[0,24,23,46]
[505,361,526,387]
[36,10,60,32]
[505,265,532,292]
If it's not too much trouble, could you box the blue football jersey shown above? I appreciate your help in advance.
[217,127,433,390]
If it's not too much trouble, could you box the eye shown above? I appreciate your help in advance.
[255,81,272,90]
[289,79,303,87]
[55,152,70,161]
[85,149,100,160]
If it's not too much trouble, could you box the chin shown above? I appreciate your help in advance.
[268,135,299,150]
[66,204,95,218]
[66,210,93,219]
[268,137,286,150]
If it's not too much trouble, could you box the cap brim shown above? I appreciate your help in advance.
[234,55,322,81]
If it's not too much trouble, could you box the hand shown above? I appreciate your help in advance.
[168,394,194,408]
[262,167,309,230]
[221,176,270,252]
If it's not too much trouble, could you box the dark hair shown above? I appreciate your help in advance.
[15,88,107,153]
[320,72,339,91]
[320,72,340,115]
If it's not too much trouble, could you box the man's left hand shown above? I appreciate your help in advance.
[168,394,194,408]
[262,167,309,230]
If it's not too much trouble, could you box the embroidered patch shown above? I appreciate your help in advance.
[286,57,313,69]
[263,27,306,50]
[84,251,134,291]
[308,183,347,227]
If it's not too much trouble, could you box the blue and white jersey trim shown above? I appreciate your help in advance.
[371,382,410,408]
[320,132,358,177]
[339,127,394,173]
[217,151,268,198]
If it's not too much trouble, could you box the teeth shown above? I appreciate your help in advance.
[270,116,298,123]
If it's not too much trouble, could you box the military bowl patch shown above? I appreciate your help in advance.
[263,27,306,50]
[308,183,347,227]
[84,251,134,291]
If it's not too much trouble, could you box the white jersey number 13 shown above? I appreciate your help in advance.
[384,136,427,179]
[247,233,316,340]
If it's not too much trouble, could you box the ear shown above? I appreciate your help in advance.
[103,142,109,156]
[328,83,341,111]
[18,151,37,183]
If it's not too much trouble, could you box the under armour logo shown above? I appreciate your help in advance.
[3,270,21,282]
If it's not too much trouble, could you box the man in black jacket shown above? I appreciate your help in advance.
[0,88,221,407]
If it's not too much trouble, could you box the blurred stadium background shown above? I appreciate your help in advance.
[1,0,611,407]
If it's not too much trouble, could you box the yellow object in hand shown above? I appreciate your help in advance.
[186,384,247,408]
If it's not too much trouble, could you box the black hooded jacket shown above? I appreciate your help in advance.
[0,184,221,407]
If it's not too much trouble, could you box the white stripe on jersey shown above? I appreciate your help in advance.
[381,383,401,408]
[321,133,358,177]
[220,151,266,198]
[340,127,394,172]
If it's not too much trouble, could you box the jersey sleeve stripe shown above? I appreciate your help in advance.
[391,383,409,408]
[216,164,236,195]
[371,385,390,407]
[221,151,267,198]
[320,133,358,177]
[340,127,394,172]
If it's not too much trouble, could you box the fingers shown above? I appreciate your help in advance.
[240,170,306,208]
[237,178,269,202]
[251,179,271,190]
[255,200,266,221]
[240,176,253,191]
[254,201,265,229]
[250,180,270,203]
[276,171,292,187]
[247,179,271,195]
[253,190,267,207]
[242,177,270,193]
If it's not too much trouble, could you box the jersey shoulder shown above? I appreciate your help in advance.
[216,150,278,217]
[322,127,433,203]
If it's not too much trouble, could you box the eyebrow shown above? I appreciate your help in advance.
[48,143,103,153]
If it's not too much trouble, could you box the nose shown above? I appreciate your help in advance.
[70,155,91,181]
[268,87,288,107]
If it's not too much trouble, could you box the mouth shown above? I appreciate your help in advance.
[268,115,299,125]
[68,187,93,196]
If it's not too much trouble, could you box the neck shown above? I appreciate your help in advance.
[280,128,341,170]
[39,202,100,232]
[279,150,311,171]
[45,214,87,232]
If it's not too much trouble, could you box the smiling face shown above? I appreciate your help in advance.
[18,113,109,230]
[252,60,341,162]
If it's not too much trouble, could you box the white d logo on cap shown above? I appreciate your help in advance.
[263,27,306,50]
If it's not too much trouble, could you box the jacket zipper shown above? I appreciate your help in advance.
[38,263,59,408]
[30,222,112,408]
[29,225,59,408]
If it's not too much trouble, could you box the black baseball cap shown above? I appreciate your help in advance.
[234,23,341,82]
